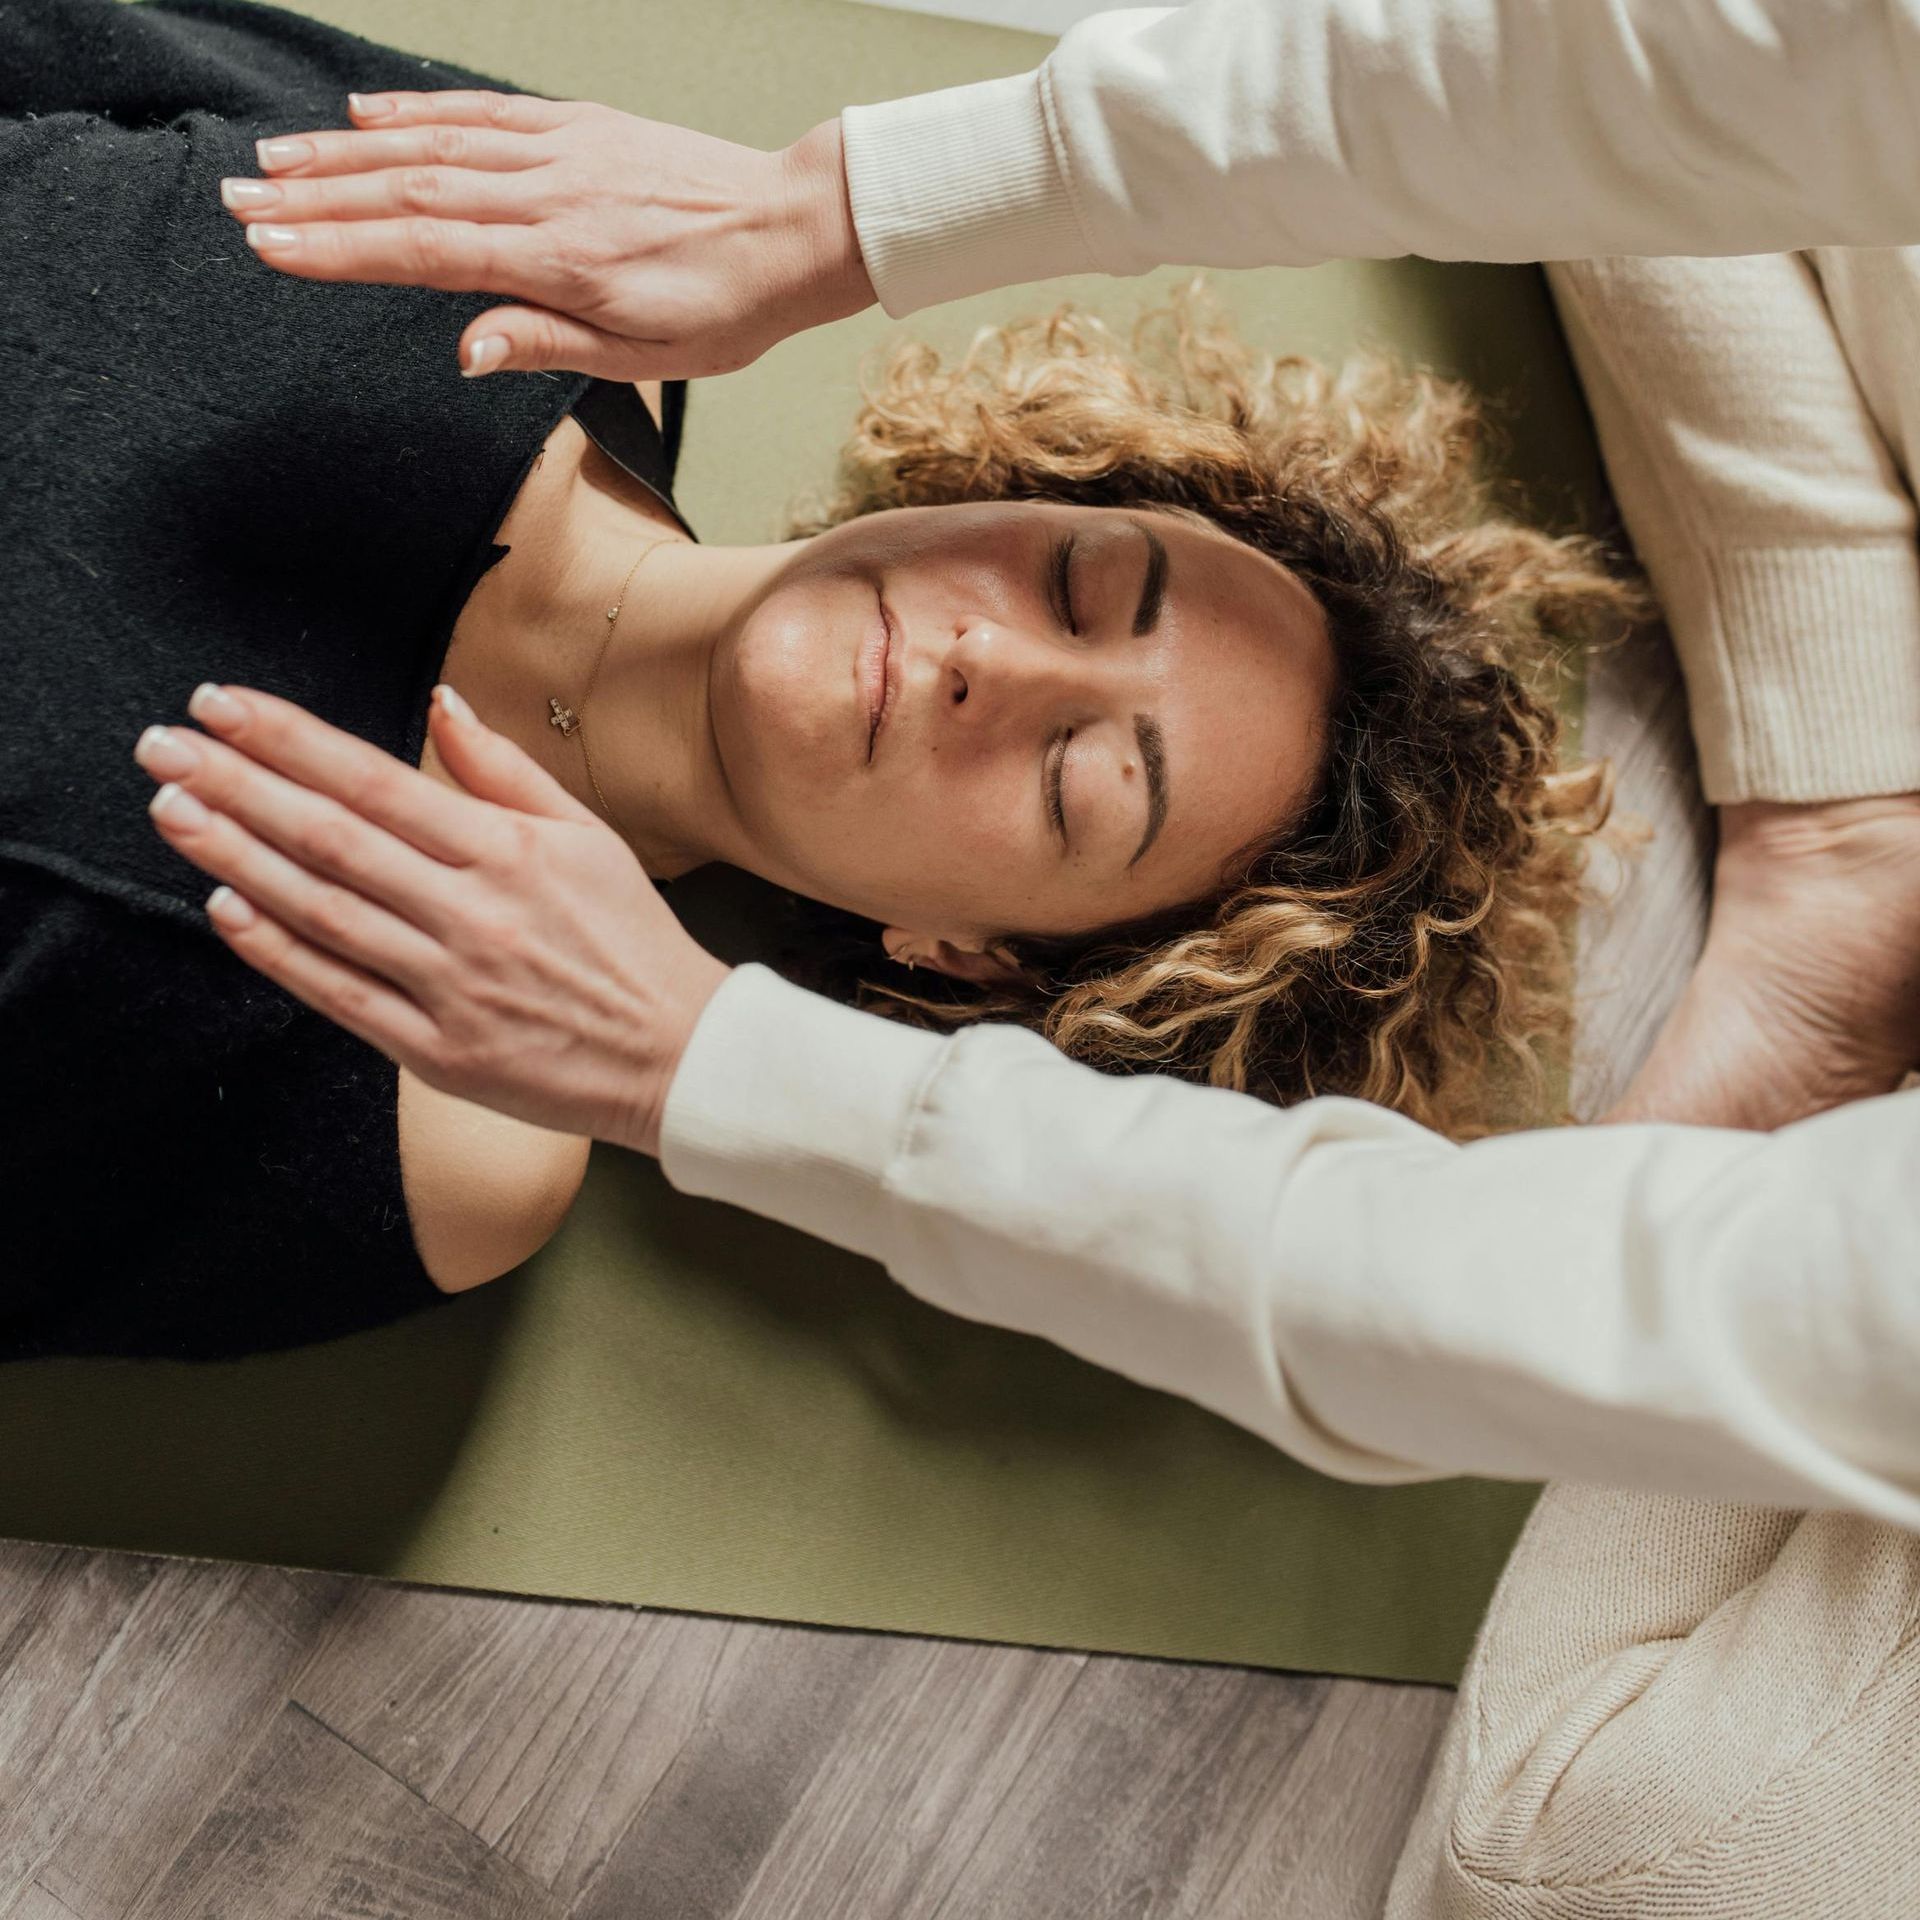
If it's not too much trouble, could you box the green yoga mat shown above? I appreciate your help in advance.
[0,0,1615,1684]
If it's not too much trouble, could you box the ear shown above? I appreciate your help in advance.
[882,928,1029,989]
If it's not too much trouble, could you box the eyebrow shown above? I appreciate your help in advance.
[1129,520,1169,635]
[1127,712,1169,868]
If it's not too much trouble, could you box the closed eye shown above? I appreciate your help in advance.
[1044,537,1077,847]
[1048,534,1078,635]
[1038,519,1171,865]
[1045,728,1071,844]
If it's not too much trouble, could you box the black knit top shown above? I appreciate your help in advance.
[0,0,692,1358]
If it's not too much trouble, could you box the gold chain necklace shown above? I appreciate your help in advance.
[545,534,676,830]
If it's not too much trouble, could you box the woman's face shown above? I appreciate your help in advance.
[710,501,1337,957]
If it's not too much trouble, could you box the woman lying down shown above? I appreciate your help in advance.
[1,0,1630,1358]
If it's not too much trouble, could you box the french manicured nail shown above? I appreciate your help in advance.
[461,336,506,378]
[220,177,282,210]
[255,137,314,169]
[150,783,210,828]
[207,886,257,930]
[188,682,245,728]
[432,682,474,722]
[348,92,396,119]
[134,724,201,779]
[246,224,301,254]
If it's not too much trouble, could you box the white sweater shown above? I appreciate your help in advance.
[1546,250,1920,803]
[661,1,1920,1530]
[839,0,1920,317]
[665,970,1920,1530]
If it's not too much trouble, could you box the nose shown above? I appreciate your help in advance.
[939,616,1093,735]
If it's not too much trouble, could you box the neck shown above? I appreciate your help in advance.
[466,428,800,880]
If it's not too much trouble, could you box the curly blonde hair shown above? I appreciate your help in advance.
[775,284,1642,1137]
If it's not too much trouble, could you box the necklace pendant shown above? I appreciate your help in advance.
[547,696,580,737]
[605,606,621,622]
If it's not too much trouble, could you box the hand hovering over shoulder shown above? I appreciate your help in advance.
[221,91,875,381]
[133,683,729,1159]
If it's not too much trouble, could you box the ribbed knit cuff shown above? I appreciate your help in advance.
[658,962,947,1263]
[1697,544,1920,804]
[840,68,1097,319]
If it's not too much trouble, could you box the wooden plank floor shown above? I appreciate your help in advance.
[0,621,1707,1919]
[0,1546,1454,1920]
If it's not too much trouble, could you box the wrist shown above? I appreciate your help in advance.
[1716,792,1920,882]
[777,118,877,331]
[622,950,734,1160]
[1606,790,1920,1133]
[1710,793,1920,953]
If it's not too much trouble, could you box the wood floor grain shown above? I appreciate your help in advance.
[1205,1681,1457,1920]
[290,1583,735,1899]
[909,1654,1333,1920]
[0,1551,345,1920]
[571,1624,958,1920]
[3,1883,90,1920]
[0,1547,1444,1920]
[0,612,1708,1917]
[130,1703,563,1920]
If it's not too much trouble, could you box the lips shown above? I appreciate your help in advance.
[861,590,899,762]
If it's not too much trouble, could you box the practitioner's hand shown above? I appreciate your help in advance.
[132,683,730,1158]
[1606,794,1920,1131]
[222,91,875,380]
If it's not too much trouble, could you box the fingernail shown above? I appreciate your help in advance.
[134,724,201,779]
[150,782,210,828]
[348,92,396,119]
[432,682,474,723]
[256,137,314,169]
[461,336,506,378]
[246,224,302,253]
[220,177,282,210]
[207,886,257,930]
[188,682,246,728]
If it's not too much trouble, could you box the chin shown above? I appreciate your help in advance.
[710,595,860,852]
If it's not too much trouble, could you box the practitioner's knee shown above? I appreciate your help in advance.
[1386,1491,1920,1918]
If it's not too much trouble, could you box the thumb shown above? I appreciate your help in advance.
[428,683,600,825]
[458,305,661,382]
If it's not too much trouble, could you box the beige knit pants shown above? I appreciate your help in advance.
[1385,1488,1920,1917]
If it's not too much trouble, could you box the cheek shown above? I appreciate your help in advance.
[894,748,1037,874]
[714,605,849,803]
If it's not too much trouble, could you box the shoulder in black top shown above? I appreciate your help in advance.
[0,0,694,1360]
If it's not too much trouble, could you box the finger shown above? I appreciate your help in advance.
[458,305,672,381]
[137,722,475,938]
[148,780,453,997]
[259,95,579,176]
[168,683,502,865]
[243,211,532,294]
[224,160,550,231]
[426,683,602,824]
[344,90,578,136]
[202,884,448,1070]
[253,121,547,180]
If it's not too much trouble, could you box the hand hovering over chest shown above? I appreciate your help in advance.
[224,91,875,381]
[134,681,729,1159]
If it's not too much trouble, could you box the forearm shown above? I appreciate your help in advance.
[1545,253,1920,806]
[840,0,1920,319]
[661,967,1920,1526]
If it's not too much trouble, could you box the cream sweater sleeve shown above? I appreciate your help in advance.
[839,0,1920,319]
[660,964,1920,1530]
[1545,253,1920,803]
